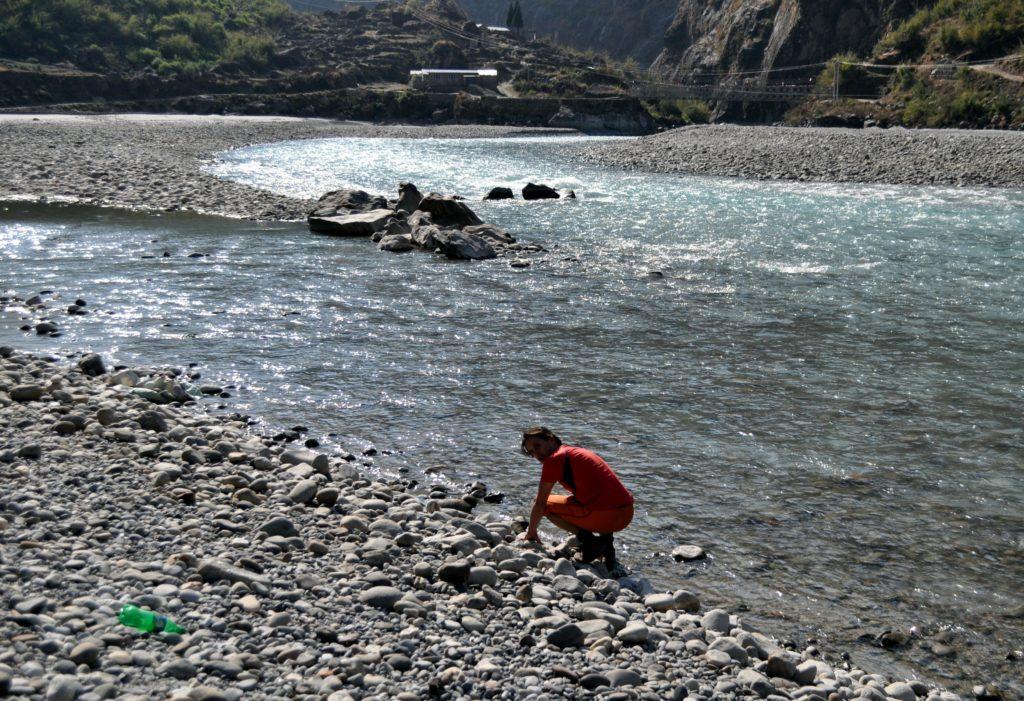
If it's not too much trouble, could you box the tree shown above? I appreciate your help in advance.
[506,1,524,31]
[427,39,467,68]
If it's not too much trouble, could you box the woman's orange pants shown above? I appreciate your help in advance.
[544,495,633,534]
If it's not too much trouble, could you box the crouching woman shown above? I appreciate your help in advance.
[519,426,633,570]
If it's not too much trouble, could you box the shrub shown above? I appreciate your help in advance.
[158,34,200,62]
[224,32,276,70]
[0,0,290,71]
[426,40,467,69]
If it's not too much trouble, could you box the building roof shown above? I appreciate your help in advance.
[410,69,498,76]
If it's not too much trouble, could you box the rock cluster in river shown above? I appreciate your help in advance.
[0,345,972,700]
[307,183,545,262]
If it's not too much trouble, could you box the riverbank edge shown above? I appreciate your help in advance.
[0,337,971,701]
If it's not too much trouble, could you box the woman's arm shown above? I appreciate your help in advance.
[524,481,555,542]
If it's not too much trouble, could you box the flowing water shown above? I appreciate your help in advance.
[2,136,1022,691]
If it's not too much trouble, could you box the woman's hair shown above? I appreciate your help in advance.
[520,426,561,456]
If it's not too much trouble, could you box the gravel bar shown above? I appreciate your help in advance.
[0,114,575,220]
[0,336,978,701]
[577,124,1024,188]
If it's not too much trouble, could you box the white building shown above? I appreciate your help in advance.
[409,68,499,92]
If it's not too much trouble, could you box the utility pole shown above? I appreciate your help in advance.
[833,60,840,102]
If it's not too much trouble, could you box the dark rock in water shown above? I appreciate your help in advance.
[416,194,483,228]
[309,188,388,217]
[396,182,423,213]
[462,223,515,246]
[77,353,106,376]
[308,209,396,236]
[522,183,560,200]
[378,234,416,252]
[483,492,505,503]
[564,189,577,199]
[875,629,910,648]
[436,230,496,261]
[408,210,433,228]
[412,224,444,250]
[35,321,59,335]
[484,187,515,200]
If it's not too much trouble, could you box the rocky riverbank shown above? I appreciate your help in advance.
[577,125,1024,188]
[0,115,575,221]
[0,336,980,701]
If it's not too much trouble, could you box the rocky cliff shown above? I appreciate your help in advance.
[651,0,920,81]
[456,0,678,66]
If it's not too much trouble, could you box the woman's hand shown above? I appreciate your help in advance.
[520,530,542,544]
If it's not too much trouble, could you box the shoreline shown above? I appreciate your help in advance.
[0,114,580,221]
[0,340,973,701]
[577,124,1024,189]
[2,116,1024,230]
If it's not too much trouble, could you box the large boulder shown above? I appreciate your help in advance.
[484,187,514,201]
[522,183,560,200]
[416,194,483,228]
[411,224,444,250]
[408,210,433,228]
[309,189,389,217]
[378,234,417,252]
[396,182,424,213]
[436,230,497,261]
[308,209,396,236]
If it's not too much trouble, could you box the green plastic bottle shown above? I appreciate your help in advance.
[118,605,186,634]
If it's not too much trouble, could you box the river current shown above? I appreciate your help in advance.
[2,136,1022,690]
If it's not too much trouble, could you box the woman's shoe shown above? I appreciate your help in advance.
[577,530,600,563]
[597,533,616,571]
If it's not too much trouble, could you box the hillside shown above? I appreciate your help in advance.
[0,0,651,130]
[0,0,291,74]
[456,0,678,66]
[840,0,1024,128]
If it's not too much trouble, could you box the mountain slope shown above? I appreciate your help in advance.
[456,0,678,66]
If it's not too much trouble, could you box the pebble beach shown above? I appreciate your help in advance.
[577,125,1024,188]
[0,340,978,701]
